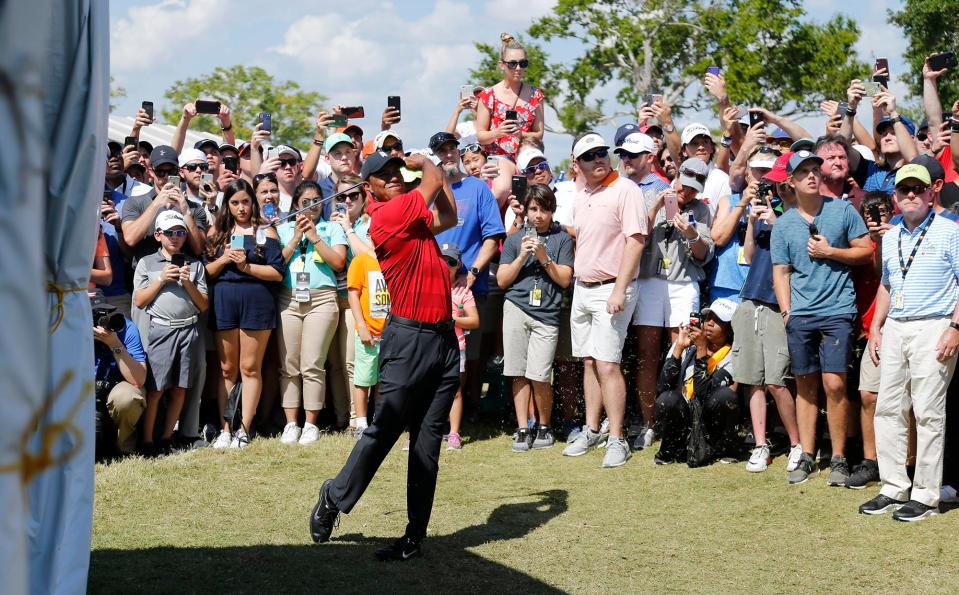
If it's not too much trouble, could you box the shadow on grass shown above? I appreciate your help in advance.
[90,490,569,594]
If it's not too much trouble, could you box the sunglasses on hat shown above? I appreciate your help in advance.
[254,173,277,184]
[680,168,707,183]
[460,143,485,156]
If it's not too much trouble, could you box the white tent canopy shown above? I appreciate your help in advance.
[108,114,221,149]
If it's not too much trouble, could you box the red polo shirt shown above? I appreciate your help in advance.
[367,189,451,323]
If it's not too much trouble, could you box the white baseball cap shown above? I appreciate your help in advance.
[572,133,609,159]
[702,298,738,323]
[681,123,712,146]
[177,148,206,167]
[614,133,655,156]
[517,148,546,170]
[156,210,186,231]
[374,130,403,149]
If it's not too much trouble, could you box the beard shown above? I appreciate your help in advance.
[442,162,461,179]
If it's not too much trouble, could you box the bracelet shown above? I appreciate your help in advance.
[781,310,789,319]
[721,136,733,148]
[951,321,959,332]
[688,232,701,243]
[221,123,232,131]
[347,229,356,236]
[845,107,857,116]
[542,257,554,267]
[313,138,324,146]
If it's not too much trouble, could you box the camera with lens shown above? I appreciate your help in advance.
[757,181,774,201]
[93,302,125,333]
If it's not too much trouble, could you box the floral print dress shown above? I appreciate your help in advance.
[479,84,545,161]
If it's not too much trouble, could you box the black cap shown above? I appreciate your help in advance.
[138,139,154,153]
[428,131,458,151]
[911,154,945,182]
[194,138,219,151]
[360,151,405,180]
[150,145,179,168]
[941,181,959,211]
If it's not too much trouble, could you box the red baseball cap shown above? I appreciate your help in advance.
[764,151,793,183]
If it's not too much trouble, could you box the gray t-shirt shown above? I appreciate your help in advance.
[499,225,575,326]
[121,190,209,264]
[133,250,208,321]
[770,197,868,317]
[638,198,714,281]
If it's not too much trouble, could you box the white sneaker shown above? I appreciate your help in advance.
[280,423,301,444]
[230,428,249,449]
[602,437,632,468]
[562,426,602,457]
[299,422,320,444]
[211,431,232,449]
[941,484,959,503]
[746,445,771,473]
[786,444,803,472]
[632,426,656,451]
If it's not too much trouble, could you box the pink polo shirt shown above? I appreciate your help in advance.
[572,171,648,282]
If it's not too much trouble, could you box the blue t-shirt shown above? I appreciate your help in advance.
[739,221,777,306]
[93,317,146,386]
[862,160,896,194]
[277,220,348,290]
[770,197,868,316]
[98,188,130,297]
[709,194,750,295]
[434,176,506,297]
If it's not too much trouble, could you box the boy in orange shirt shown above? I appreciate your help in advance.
[347,249,391,439]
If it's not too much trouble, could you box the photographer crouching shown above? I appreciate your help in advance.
[92,290,148,459]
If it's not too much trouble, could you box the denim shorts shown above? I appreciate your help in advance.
[785,313,855,375]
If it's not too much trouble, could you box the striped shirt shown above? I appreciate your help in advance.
[881,211,959,320]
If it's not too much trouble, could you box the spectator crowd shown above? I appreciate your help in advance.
[92,33,959,522]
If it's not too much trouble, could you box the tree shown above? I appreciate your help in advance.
[109,76,126,113]
[889,0,959,104]
[162,65,326,147]
[470,0,868,136]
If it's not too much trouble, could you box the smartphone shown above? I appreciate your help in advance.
[862,81,881,96]
[651,93,663,104]
[223,156,239,174]
[334,202,349,216]
[641,94,653,106]
[102,189,113,203]
[511,175,528,201]
[687,212,696,225]
[196,99,221,115]
[929,51,958,72]
[874,57,889,87]
[264,146,279,161]
[342,106,365,119]
[230,234,245,250]
[689,312,701,328]
[200,173,214,185]
[460,85,474,99]
[487,156,500,169]
[735,104,749,120]
[124,136,137,149]
[258,112,272,132]
[262,203,277,220]
[706,66,720,75]
[505,109,518,122]
[171,253,186,268]
[664,190,679,221]
[757,181,774,200]
[749,110,765,128]
[329,114,348,127]
[387,96,401,116]
[167,175,180,189]
[523,220,538,242]
[808,223,819,237]
[837,101,850,117]
[868,204,882,225]
[141,101,154,121]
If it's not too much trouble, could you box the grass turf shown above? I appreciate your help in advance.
[92,429,959,594]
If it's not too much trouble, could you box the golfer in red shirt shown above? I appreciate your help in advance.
[310,151,459,561]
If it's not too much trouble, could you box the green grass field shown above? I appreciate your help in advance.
[92,429,959,594]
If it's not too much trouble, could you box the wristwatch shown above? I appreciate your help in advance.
[112,345,123,355]
[469,266,481,276]
[889,114,902,125]
[950,321,959,332]
[720,136,733,148]
[662,124,675,133]
[542,257,554,267]
[221,123,232,131]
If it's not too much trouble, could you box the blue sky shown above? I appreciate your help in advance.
[110,0,911,164]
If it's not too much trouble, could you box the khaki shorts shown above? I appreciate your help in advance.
[859,341,881,393]
[502,299,560,382]
[730,299,790,386]
[570,279,637,364]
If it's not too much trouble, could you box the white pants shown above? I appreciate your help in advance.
[876,317,956,506]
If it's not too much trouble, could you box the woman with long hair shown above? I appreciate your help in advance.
[276,181,348,444]
[474,33,545,162]
[204,179,284,448]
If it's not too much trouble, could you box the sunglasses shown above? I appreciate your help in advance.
[617,151,647,160]
[895,183,929,195]
[381,142,403,153]
[300,197,323,208]
[917,131,929,142]
[460,143,485,156]
[522,161,551,175]
[578,148,609,162]
[336,191,364,203]
[160,229,187,237]
[182,162,209,172]
[154,167,177,177]
[279,158,298,168]
[443,257,459,267]
[253,173,277,184]
[502,59,529,70]
[680,168,707,183]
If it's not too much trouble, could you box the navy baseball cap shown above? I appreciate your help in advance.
[194,138,219,152]
[360,151,405,181]
[614,123,640,147]
[428,132,458,151]
[786,150,823,174]
[911,154,945,182]
[876,114,916,136]
[150,145,179,168]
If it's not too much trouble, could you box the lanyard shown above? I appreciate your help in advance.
[898,212,935,278]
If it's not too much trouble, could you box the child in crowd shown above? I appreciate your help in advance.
[133,211,208,456]
[347,248,391,439]
[444,242,480,450]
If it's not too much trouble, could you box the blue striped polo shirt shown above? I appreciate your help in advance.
[881,211,959,320]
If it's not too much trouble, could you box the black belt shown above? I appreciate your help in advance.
[388,314,454,333]
[578,278,616,288]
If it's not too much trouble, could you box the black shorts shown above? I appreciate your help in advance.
[212,281,277,331]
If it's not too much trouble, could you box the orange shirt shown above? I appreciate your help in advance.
[89,229,109,289]
[347,251,390,336]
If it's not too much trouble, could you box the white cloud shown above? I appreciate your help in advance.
[270,15,387,80]
[111,0,229,71]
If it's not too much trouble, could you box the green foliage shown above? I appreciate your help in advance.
[109,76,126,113]
[471,0,868,136]
[162,65,326,147]
[889,0,959,105]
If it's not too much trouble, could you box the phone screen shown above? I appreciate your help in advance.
[142,101,154,120]
[387,96,401,115]
[505,109,518,121]
[168,175,180,189]
[706,66,720,75]
[874,58,889,86]
[343,106,365,119]
[511,175,527,201]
